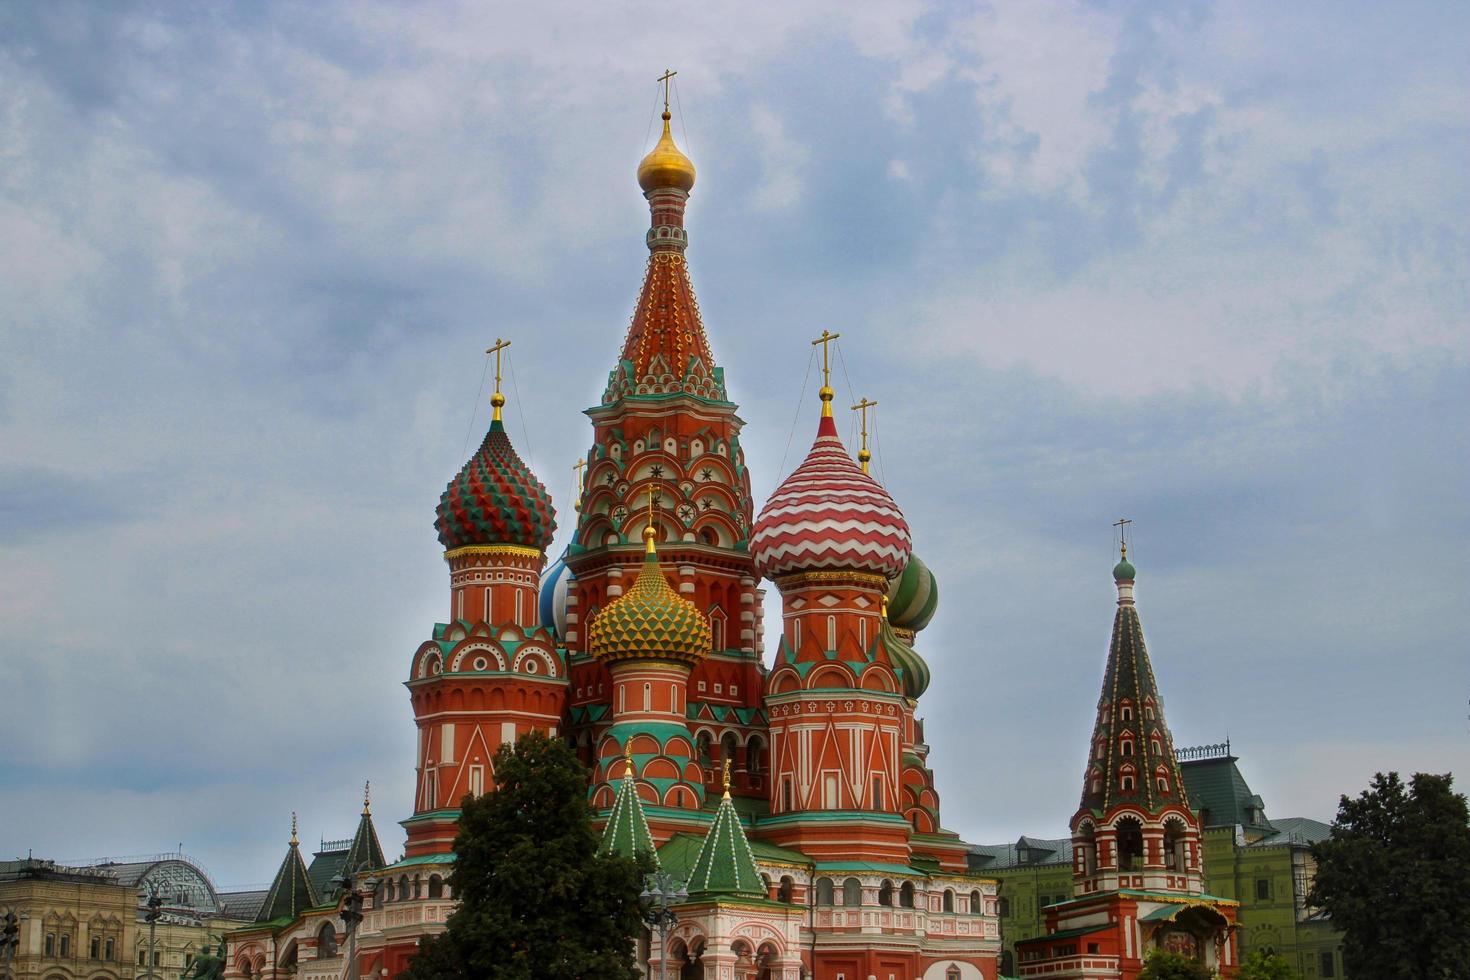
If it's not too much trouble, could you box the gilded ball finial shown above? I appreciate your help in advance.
[637,114,696,193]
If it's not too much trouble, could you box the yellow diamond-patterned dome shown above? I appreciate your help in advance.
[587,532,711,664]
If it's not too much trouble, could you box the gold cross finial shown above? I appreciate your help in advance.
[485,338,511,422]
[722,757,732,799]
[290,811,299,846]
[624,743,635,778]
[851,397,878,473]
[644,483,661,555]
[572,458,587,513]
[657,68,677,114]
[1113,517,1132,558]
[811,330,842,417]
[363,780,371,816]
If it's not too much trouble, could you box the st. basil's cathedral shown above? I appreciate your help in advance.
[223,95,1239,980]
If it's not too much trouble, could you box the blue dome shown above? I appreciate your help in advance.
[539,548,574,639]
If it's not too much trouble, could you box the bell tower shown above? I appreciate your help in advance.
[563,75,766,817]
[403,342,564,857]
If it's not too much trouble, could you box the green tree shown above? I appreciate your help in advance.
[1236,949,1300,980]
[1136,948,1215,980]
[400,731,649,980]
[1310,771,1470,979]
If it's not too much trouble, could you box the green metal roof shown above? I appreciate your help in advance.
[1179,755,1273,833]
[599,770,659,867]
[257,839,316,924]
[686,791,764,898]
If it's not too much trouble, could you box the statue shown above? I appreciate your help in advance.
[182,936,226,980]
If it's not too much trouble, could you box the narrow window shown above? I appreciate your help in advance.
[440,723,456,764]
[468,765,484,797]
[1320,952,1335,977]
[91,937,100,959]
[872,775,883,809]
[1256,878,1271,901]
[456,589,464,620]
[1121,739,1133,756]
[643,682,651,710]
[515,589,523,626]
[45,934,55,957]
[106,938,115,960]
[827,615,837,651]
[859,617,867,649]
[483,589,492,622]
[782,777,794,812]
[60,935,70,958]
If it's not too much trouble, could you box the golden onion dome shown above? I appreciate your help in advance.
[586,525,711,664]
[637,112,696,193]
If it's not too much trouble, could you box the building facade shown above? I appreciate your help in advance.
[1012,552,1240,980]
[977,748,1347,978]
[223,99,1000,980]
[1,854,251,980]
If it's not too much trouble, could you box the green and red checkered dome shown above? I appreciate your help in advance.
[435,419,557,551]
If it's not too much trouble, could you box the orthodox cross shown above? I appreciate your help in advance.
[645,481,662,548]
[485,338,511,421]
[722,757,732,798]
[1113,517,1132,557]
[290,811,298,846]
[572,458,587,512]
[811,329,841,416]
[624,743,635,778]
[657,68,677,113]
[851,397,878,474]
[363,780,371,816]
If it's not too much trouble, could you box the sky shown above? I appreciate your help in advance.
[1,0,1467,888]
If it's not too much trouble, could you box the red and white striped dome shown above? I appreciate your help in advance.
[752,415,911,579]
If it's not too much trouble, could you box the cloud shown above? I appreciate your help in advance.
[0,0,1466,883]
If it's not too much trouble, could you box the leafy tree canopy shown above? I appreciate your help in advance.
[1137,948,1215,980]
[1310,771,1470,980]
[400,731,649,980]
[1236,949,1300,980]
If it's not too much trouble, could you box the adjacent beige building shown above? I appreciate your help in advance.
[1,855,254,980]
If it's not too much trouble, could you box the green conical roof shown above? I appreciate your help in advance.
[341,790,387,877]
[686,787,763,898]
[257,818,318,922]
[599,765,659,867]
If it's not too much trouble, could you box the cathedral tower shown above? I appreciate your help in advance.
[751,348,915,864]
[562,90,766,817]
[1071,546,1202,897]
[1017,547,1238,979]
[403,350,564,857]
[585,506,712,812]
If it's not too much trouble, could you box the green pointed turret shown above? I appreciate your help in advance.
[686,771,763,898]
[599,762,659,867]
[340,782,387,876]
[257,814,318,922]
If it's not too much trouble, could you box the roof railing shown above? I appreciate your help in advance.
[1176,739,1232,761]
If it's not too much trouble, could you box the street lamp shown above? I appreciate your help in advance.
[332,872,365,980]
[639,872,687,980]
[144,888,163,980]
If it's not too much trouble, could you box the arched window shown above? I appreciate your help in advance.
[379,879,394,904]
[317,922,337,959]
[878,880,894,907]
[942,888,955,912]
[778,876,795,904]
[1163,818,1188,871]
[815,877,834,906]
[720,732,739,769]
[696,731,713,764]
[947,967,962,980]
[1116,818,1144,871]
[842,877,862,907]
[428,875,444,899]
[970,889,982,914]
[1120,738,1134,757]
[746,735,764,777]
[900,881,915,908]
